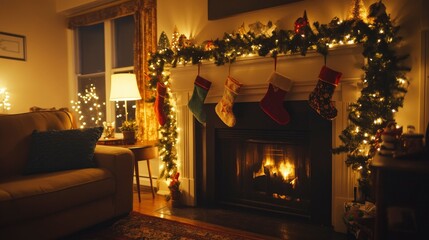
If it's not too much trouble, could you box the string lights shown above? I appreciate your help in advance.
[71,84,105,128]
[148,0,410,197]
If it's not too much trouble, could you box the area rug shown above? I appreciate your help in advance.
[66,211,268,240]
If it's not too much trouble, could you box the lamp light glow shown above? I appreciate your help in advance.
[110,73,141,121]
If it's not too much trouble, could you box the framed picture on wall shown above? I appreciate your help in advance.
[0,32,26,61]
[208,0,302,20]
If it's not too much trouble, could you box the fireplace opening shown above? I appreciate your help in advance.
[196,101,332,225]
[216,134,311,218]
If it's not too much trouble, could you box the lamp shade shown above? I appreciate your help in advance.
[110,73,142,101]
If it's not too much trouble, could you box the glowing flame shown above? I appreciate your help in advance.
[279,161,295,181]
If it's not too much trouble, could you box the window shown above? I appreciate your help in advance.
[75,15,135,129]
[114,15,134,68]
[76,23,106,128]
[112,15,136,130]
[78,23,105,74]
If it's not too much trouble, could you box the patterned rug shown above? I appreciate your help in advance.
[66,211,267,240]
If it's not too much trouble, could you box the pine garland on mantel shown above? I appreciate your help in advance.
[148,0,410,196]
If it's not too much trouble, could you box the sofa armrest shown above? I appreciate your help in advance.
[93,145,134,215]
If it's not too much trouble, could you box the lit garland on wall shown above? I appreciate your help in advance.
[148,0,410,191]
[71,84,105,128]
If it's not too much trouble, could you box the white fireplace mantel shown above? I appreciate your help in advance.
[168,44,363,233]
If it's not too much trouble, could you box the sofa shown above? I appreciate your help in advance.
[0,110,134,239]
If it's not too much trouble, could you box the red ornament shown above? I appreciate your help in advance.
[203,40,215,51]
[294,10,309,35]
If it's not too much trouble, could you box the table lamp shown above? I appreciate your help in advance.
[110,73,142,121]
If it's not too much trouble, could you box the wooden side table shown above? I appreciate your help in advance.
[127,144,158,202]
[98,139,158,202]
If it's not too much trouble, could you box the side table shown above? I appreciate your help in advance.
[98,139,158,202]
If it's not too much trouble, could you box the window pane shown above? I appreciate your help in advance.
[78,23,105,74]
[114,15,134,68]
[75,75,107,128]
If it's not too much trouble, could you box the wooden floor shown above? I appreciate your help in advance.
[133,187,349,240]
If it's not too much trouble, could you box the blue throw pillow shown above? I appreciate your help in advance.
[25,127,103,174]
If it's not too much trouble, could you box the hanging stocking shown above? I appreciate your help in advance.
[188,75,212,124]
[154,82,167,125]
[215,76,242,127]
[260,72,294,125]
[308,66,342,120]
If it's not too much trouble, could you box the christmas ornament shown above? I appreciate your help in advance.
[188,75,212,124]
[215,76,242,127]
[308,66,342,120]
[248,21,276,37]
[248,21,265,36]
[260,72,294,125]
[294,10,309,35]
[154,82,167,125]
[368,0,386,18]
[237,22,247,36]
[178,34,187,48]
[203,40,215,51]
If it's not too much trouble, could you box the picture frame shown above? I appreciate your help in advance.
[0,32,26,61]
[208,0,302,20]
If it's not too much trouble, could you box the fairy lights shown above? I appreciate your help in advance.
[71,84,105,128]
[0,88,11,113]
[149,1,410,197]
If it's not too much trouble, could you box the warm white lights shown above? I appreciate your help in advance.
[0,87,11,112]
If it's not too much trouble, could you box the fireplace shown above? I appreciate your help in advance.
[169,46,363,232]
[195,101,332,225]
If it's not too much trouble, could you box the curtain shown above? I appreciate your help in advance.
[68,1,136,29]
[68,0,158,143]
[134,0,158,144]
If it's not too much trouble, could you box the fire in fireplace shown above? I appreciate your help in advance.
[249,140,308,209]
[216,131,312,218]
[195,101,332,225]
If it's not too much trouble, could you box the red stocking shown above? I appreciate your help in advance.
[154,82,167,126]
[260,72,294,125]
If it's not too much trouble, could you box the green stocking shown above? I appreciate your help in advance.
[188,75,212,124]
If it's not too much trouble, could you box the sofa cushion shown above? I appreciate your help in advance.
[0,110,74,180]
[25,127,103,174]
[0,168,115,225]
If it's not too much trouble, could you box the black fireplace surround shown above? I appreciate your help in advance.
[195,101,332,226]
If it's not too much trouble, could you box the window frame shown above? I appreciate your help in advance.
[73,15,135,128]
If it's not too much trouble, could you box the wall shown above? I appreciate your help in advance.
[0,0,69,114]
[157,0,425,132]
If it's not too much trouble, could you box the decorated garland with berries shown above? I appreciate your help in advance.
[148,0,409,197]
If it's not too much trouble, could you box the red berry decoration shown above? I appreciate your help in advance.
[294,10,309,35]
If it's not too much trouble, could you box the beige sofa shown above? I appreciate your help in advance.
[0,110,134,239]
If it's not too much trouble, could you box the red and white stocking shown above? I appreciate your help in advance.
[308,66,342,120]
[260,72,294,125]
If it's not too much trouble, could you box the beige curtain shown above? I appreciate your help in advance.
[134,0,158,144]
[68,0,158,144]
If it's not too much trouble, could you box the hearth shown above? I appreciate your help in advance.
[195,101,332,225]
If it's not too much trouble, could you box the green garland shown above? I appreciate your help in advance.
[148,1,410,190]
